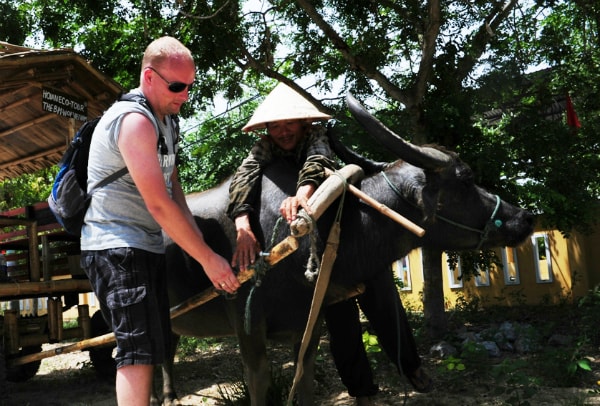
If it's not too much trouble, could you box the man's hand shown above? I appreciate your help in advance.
[202,252,241,294]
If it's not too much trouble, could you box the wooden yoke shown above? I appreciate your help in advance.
[290,165,425,238]
[290,164,365,237]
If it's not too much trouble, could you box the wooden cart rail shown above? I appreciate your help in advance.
[0,201,89,297]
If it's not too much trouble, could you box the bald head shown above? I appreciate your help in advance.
[141,36,194,78]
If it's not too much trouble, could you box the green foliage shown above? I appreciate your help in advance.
[446,250,502,282]
[177,95,262,192]
[577,285,600,346]
[578,284,600,308]
[0,1,31,44]
[361,330,382,354]
[3,0,600,342]
[442,355,466,372]
[437,342,490,389]
[442,302,598,400]
[453,292,482,314]
[0,168,57,210]
[495,287,528,307]
[460,341,490,374]
[3,0,600,236]
[176,336,224,359]
[217,366,292,406]
[62,319,78,329]
[491,358,540,406]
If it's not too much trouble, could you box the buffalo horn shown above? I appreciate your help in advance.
[346,93,453,170]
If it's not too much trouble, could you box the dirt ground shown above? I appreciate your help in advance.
[4,333,600,406]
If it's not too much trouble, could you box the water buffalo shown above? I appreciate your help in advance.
[158,94,534,405]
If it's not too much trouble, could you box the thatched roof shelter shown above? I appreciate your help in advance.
[0,42,123,180]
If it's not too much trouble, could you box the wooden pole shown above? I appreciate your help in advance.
[7,235,301,367]
[168,269,255,319]
[346,182,425,237]
[324,168,425,237]
[0,279,92,298]
[290,164,364,237]
[170,235,299,319]
[8,332,117,367]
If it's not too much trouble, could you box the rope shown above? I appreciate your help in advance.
[244,216,287,334]
[296,209,320,282]
[380,171,502,247]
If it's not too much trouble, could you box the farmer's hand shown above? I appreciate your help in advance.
[280,184,315,223]
[232,214,261,272]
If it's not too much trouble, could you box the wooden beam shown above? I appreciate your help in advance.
[0,113,58,139]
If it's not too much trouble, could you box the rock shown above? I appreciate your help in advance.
[548,333,573,347]
[430,341,457,358]
[481,341,501,357]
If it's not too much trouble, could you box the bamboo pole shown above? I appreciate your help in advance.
[325,168,426,237]
[346,182,425,237]
[9,333,119,367]
[0,279,92,298]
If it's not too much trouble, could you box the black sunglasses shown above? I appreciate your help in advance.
[147,67,194,93]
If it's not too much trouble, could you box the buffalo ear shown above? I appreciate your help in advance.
[326,125,388,175]
[421,175,442,223]
[455,162,474,184]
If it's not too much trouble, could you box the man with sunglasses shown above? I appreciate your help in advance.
[80,36,240,406]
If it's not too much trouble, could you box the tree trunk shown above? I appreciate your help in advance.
[422,247,447,340]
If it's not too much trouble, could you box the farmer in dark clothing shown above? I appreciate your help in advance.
[227,83,336,271]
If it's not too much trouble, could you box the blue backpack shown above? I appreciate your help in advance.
[48,93,176,235]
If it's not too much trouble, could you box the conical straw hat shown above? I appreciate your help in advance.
[242,83,332,132]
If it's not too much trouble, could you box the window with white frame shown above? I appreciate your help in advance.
[501,247,520,285]
[475,265,491,287]
[393,256,412,291]
[532,232,553,283]
[448,257,463,288]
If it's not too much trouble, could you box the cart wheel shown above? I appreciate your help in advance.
[6,345,41,382]
[88,310,116,380]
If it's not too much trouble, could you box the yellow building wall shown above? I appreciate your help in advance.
[396,219,600,310]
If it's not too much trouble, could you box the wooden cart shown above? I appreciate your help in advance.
[0,201,114,385]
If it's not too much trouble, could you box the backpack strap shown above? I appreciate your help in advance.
[88,167,129,197]
[119,92,178,155]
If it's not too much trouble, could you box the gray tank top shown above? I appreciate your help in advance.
[81,89,178,254]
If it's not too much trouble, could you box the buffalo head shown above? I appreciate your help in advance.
[326,93,534,252]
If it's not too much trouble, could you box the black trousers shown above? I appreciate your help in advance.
[325,270,421,397]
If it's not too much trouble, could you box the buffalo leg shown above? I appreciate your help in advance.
[158,332,181,406]
[237,325,271,406]
[291,326,322,406]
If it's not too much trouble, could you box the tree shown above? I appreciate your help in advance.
[3,0,599,338]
